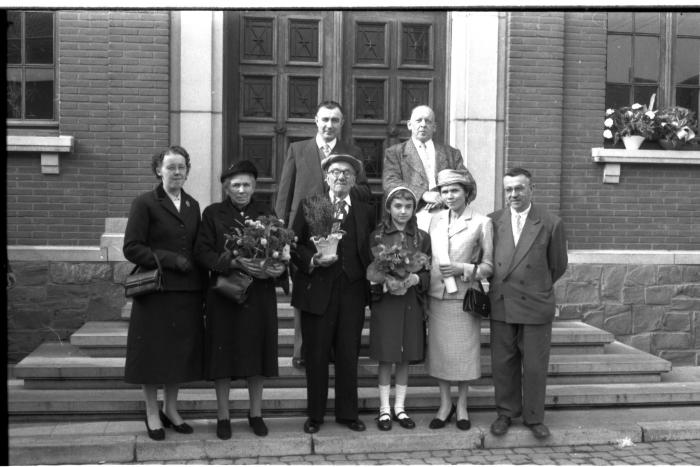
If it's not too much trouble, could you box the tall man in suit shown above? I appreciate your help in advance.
[291,154,375,434]
[382,105,466,230]
[276,101,371,369]
[487,167,568,439]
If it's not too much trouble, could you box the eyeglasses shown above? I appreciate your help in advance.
[504,185,528,194]
[328,169,355,178]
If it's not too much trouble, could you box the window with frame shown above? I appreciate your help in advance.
[606,12,700,116]
[6,10,56,122]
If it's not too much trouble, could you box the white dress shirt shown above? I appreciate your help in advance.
[511,203,531,245]
[413,137,436,189]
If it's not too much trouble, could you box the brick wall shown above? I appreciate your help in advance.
[505,12,565,216]
[6,10,170,246]
[507,12,700,249]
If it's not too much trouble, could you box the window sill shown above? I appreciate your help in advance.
[6,135,74,174]
[591,147,700,183]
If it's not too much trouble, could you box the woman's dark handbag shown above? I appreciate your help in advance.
[462,265,490,318]
[124,252,163,298]
[213,269,253,304]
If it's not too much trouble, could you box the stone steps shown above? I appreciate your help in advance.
[8,377,700,422]
[69,319,614,358]
[13,338,671,392]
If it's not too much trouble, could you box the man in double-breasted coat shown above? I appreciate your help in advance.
[487,167,568,440]
[291,154,375,434]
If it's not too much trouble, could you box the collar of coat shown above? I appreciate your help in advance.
[434,206,475,238]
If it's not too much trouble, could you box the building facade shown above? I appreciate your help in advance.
[6,11,700,364]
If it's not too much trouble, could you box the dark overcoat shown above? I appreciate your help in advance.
[122,183,205,384]
[368,219,431,363]
[193,197,279,380]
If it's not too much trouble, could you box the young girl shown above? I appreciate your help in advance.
[367,186,431,431]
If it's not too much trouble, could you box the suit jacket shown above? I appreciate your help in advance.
[123,184,205,291]
[428,207,494,299]
[275,138,371,227]
[382,139,466,204]
[487,204,568,325]
[290,192,375,315]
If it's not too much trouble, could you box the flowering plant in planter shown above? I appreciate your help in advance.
[603,101,657,145]
[301,194,346,258]
[654,106,697,149]
[223,215,296,279]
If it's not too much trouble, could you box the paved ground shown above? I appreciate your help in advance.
[118,440,700,465]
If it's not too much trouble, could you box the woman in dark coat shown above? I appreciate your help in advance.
[368,186,431,431]
[194,160,282,440]
[123,145,205,441]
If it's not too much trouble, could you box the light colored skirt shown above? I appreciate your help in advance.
[425,298,481,381]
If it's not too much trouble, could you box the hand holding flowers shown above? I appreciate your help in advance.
[224,215,296,279]
[366,233,430,296]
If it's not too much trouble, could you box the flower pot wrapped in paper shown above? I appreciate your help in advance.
[302,194,346,259]
[655,106,697,150]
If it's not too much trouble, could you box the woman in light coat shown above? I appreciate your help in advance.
[426,169,493,430]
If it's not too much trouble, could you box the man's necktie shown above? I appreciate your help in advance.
[515,214,524,244]
[322,144,331,158]
[334,199,346,221]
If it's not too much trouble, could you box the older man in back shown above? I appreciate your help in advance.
[382,105,466,229]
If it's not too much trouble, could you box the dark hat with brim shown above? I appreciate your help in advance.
[220,160,258,182]
[432,169,477,204]
[320,154,363,175]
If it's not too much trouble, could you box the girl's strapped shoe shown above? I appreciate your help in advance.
[376,411,392,431]
[391,409,416,429]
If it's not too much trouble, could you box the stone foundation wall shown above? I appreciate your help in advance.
[7,251,700,366]
[555,263,700,366]
[7,260,131,363]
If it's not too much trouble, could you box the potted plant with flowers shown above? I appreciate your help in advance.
[603,96,657,150]
[654,106,697,150]
[301,194,346,258]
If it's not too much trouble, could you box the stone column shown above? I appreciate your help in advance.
[448,12,506,215]
[170,11,223,210]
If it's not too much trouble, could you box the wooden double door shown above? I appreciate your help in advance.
[224,10,447,211]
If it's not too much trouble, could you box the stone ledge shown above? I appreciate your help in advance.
[591,147,700,184]
[569,250,700,265]
[7,246,106,262]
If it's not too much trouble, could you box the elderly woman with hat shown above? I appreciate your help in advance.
[194,160,284,440]
[426,169,493,431]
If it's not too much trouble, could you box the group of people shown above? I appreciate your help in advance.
[122,101,568,443]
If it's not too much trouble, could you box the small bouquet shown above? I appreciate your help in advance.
[223,215,297,279]
[366,233,430,298]
[302,194,346,258]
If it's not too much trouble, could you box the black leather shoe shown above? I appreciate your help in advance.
[303,418,321,434]
[429,404,456,429]
[336,418,366,432]
[145,417,165,441]
[376,412,392,431]
[159,410,193,434]
[525,422,551,439]
[391,409,415,429]
[248,413,268,437]
[456,419,471,431]
[216,419,231,440]
[490,415,511,436]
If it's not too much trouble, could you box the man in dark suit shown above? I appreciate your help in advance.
[291,154,375,434]
[276,100,371,369]
[487,167,568,439]
[382,105,465,230]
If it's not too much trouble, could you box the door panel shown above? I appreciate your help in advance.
[224,11,446,213]
[342,11,447,203]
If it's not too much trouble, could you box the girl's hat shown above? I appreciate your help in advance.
[432,169,477,204]
[384,186,418,211]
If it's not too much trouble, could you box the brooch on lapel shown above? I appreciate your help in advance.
[185,200,191,208]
